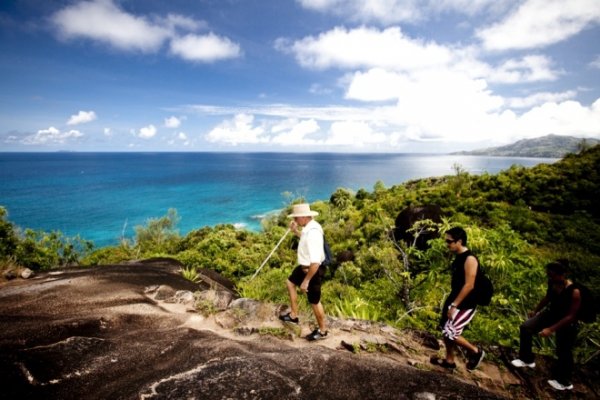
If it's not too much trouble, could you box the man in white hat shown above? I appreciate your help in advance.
[279,203,328,340]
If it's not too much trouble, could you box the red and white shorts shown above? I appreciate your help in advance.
[442,308,476,341]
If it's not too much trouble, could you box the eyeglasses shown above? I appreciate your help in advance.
[445,239,457,244]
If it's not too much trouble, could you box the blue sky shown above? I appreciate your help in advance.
[1,0,599,153]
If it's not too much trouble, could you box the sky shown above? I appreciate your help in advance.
[0,0,599,153]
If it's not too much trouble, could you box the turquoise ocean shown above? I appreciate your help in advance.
[0,152,556,247]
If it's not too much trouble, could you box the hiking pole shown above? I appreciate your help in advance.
[251,228,291,280]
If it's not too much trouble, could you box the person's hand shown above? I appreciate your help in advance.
[300,280,309,293]
[539,328,553,337]
[289,220,299,234]
[447,306,456,321]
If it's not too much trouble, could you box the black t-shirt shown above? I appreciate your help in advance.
[449,250,479,310]
[547,282,577,319]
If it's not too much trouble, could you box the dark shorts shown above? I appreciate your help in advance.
[288,265,325,304]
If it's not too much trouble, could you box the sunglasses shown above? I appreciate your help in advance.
[445,239,457,244]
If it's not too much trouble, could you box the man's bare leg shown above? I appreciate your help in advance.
[444,335,479,363]
[311,301,327,332]
[286,279,299,318]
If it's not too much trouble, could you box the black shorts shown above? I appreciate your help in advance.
[288,265,325,304]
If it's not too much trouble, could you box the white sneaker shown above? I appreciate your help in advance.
[511,359,535,368]
[548,380,573,391]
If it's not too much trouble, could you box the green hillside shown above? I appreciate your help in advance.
[452,134,600,157]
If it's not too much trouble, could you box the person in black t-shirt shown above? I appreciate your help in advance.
[430,227,485,371]
[511,260,582,391]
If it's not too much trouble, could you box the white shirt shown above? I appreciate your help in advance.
[297,219,325,266]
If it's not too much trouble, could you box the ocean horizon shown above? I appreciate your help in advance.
[0,152,557,247]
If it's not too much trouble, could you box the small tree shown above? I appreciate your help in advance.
[450,163,470,197]
[0,207,18,261]
[330,188,353,210]
[134,208,181,254]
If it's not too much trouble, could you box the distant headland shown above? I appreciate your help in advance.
[451,134,600,158]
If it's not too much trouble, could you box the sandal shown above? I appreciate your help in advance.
[430,356,456,370]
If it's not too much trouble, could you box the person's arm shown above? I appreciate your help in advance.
[447,255,477,319]
[529,294,550,317]
[540,288,581,337]
[289,220,301,237]
[300,262,321,292]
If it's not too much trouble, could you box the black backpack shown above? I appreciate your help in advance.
[474,267,494,306]
[573,283,598,323]
[321,236,333,269]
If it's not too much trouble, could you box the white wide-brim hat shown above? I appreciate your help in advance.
[287,203,319,218]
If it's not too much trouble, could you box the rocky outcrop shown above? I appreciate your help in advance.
[0,260,595,399]
[393,205,443,250]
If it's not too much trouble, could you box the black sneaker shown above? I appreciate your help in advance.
[466,349,485,370]
[305,328,328,341]
[279,312,299,324]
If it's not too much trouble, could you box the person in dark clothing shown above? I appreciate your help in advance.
[430,227,485,370]
[511,260,582,391]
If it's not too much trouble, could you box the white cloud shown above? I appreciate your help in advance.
[203,113,394,148]
[52,0,170,52]
[512,99,600,138]
[477,0,600,51]
[590,55,600,69]
[277,26,452,71]
[4,135,19,143]
[298,0,423,24]
[161,14,205,32]
[345,68,408,101]
[51,0,239,63]
[271,119,321,145]
[326,121,387,146]
[138,124,157,139]
[386,70,507,141]
[189,103,380,122]
[169,33,241,62]
[191,92,600,148]
[164,116,182,128]
[507,90,577,109]
[309,83,333,95]
[278,26,562,86]
[168,131,189,146]
[485,55,560,83]
[344,62,547,105]
[67,110,97,125]
[205,114,267,145]
[22,127,84,145]
[296,0,505,24]
[103,127,112,136]
[268,22,590,147]
[346,67,503,112]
